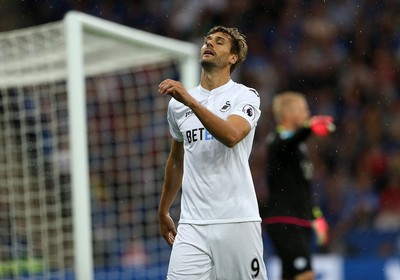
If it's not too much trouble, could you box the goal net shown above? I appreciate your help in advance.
[0,11,198,280]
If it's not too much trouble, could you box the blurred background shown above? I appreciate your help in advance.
[1,0,400,279]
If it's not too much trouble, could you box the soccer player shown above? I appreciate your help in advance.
[158,26,268,279]
[260,91,332,280]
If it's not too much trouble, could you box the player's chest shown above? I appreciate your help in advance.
[179,95,235,127]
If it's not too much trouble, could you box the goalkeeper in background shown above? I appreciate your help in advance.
[158,26,267,279]
[260,91,332,280]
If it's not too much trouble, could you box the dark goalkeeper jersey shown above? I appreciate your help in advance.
[261,127,315,226]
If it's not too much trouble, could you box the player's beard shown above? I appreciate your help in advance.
[200,55,227,72]
[200,60,216,72]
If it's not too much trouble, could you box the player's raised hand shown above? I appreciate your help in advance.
[308,115,336,136]
[158,79,195,107]
[159,212,177,246]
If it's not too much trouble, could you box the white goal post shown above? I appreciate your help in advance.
[0,11,198,280]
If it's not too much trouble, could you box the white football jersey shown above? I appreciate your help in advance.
[167,79,262,224]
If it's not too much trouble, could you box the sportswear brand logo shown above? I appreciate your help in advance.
[220,101,231,112]
[185,110,194,117]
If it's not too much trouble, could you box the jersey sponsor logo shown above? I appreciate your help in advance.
[220,101,231,112]
[185,127,214,144]
[242,104,256,120]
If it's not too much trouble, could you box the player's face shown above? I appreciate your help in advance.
[288,98,310,129]
[200,32,238,71]
[295,99,310,127]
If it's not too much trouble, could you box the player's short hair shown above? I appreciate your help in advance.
[206,26,248,73]
[272,91,306,123]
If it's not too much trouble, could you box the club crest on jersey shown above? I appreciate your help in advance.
[243,104,256,119]
[220,101,231,112]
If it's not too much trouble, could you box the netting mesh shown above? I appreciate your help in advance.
[0,82,74,279]
[0,17,187,280]
[86,66,181,279]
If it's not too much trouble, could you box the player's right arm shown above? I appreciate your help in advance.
[158,139,184,246]
[159,79,252,148]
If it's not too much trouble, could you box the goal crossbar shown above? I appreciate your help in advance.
[0,11,199,88]
[65,11,199,87]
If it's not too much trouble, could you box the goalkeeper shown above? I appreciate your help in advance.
[260,91,332,280]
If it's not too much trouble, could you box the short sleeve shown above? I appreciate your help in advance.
[167,101,184,142]
[230,88,261,128]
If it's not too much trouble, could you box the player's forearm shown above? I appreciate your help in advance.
[189,100,246,147]
[158,157,183,216]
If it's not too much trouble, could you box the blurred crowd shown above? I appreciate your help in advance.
[2,0,400,258]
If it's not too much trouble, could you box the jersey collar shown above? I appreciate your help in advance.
[199,79,234,95]
[276,125,295,139]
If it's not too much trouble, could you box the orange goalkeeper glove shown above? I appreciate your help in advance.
[312,216,329,246]
[307,115,335,136]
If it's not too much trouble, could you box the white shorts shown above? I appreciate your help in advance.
[167,222,268,280]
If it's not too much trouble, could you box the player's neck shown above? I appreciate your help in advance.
[277,122,295,132]
[200,69,231,91]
